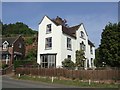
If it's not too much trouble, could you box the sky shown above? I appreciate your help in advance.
[2,2,118,48]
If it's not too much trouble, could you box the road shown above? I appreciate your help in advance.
[1,75,118,90]
[2,75,78,88]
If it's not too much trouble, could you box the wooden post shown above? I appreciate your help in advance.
[52,76,54,83]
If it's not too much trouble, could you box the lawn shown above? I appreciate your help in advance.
[14,75,119,88]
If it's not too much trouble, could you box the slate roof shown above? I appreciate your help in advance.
[62,26,79,38]
[39,16,83,38]
[88,40,95,47]
[39,16,95,47]
[52,16,82,38]
[0,36,20,47]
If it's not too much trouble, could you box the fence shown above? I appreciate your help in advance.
[15,67,120,81]
[2,65,14,75]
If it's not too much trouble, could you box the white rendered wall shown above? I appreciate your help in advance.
[37,16,95,69]
[60,33,76,65]
[37,16,62,66]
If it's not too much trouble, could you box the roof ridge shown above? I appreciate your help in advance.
[2,36,20,39]
[69,24,82,28]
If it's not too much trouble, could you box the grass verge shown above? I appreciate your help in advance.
[14,75,119,88]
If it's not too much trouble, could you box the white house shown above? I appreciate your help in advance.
[37,16,95,70]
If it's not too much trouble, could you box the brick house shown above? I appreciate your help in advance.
[0,35,25,65]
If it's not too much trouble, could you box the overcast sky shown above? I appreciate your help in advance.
[2,2,118,48]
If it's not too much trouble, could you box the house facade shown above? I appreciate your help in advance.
[0,35,25,65]
[37,16,95,69]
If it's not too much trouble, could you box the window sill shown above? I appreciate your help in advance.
[67,48,72,51]
[45,48,52,50]
[80,37,86,40]
[46,32,51,34]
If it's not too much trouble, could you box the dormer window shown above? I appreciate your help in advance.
[46,24,51,34]
[3,41,9,49]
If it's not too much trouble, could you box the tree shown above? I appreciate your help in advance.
[25,48,37,61]
[75,50,85,69]
[94,47,102,67]
[24,37,34,45]
[62,58,75,69]
[99,22,120,67]
[2,22,37,37]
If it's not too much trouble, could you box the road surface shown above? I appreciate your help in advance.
[2,75,78,88]
[1,75,118,90]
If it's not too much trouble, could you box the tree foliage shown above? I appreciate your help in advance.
[75,50,85,68]
[99,22,120,67]
[2,22,37,37]
[14,48,37,68]
[94,48,101,67]
[25,48,37,61]
[24,37,35,45]
[62,58,75,69]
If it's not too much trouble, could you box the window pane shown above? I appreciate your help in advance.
[68,55,71,60]
[46,24,51,33]
[41,55,55,68]
[51,55,54,63]
[45,55,47,62]
[67,37,71,49]
[45,37,52,49]
[48,55,51,63]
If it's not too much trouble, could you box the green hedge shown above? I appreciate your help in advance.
[14,60,38,69]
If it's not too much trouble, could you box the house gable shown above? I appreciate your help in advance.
[77,24,88,37]
[37,16,95,69]
[39,15,60,27]
[3,41,9,46]
[2,41,9,49]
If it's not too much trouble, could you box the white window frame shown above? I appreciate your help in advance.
[2,41,9,49]
[45,37,52,49]
[67,37,72,50]
[90,46,93,54]
[67,55,71,60]
[80,31,85,39]
[46,24,52,34]
[41,54,56,68]
[80,42,86,51]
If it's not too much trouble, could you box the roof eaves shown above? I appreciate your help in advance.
[88,40,95,47]
[12,35,21,44]
[38,15,60,26]
[62,26,76,39]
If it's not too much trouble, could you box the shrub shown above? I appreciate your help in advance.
[2,64,8,69]
[14,60,37,69]
[62,58,75,70]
